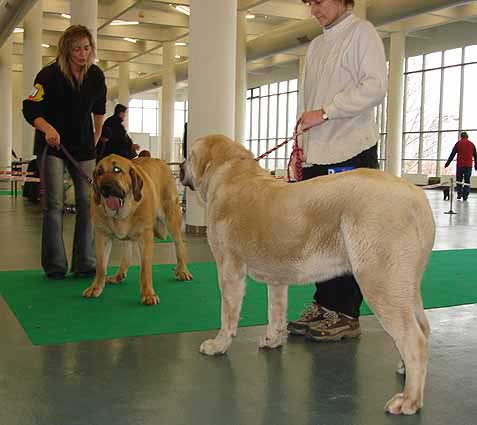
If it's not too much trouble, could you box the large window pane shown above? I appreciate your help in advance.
[441,67,461,130]
[143,108,157,135]
[268,95,277,139]
[424,52,442,69]
[128,108,142,133]
[465,45,477,63]
[421,160,436,176]
[462,64,477,129]
[422,69,441,131]
[407,55,423,72]
[251,98,259,140]
[277,94,288,138]
[405,73,422,132]
[260,97,268,140]
[403,133,420,159]
[287,92,298,137]
[440,131,458,160]
[404,160,419,174]
[444,48,462,67]
[422,132,437,159]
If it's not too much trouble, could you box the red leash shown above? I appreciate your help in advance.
[255,118,307,182]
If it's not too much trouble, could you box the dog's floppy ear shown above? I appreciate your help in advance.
[129,167,143,202]
[92,168,101,205]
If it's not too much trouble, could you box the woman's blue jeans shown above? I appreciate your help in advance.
[41,154,96,275]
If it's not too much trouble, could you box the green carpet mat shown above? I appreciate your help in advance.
[0,189,22,196]
[154,235,173,243]
[0,249,475,346]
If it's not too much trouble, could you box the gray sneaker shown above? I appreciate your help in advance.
[287,303,328,335]
[306,309,361,342]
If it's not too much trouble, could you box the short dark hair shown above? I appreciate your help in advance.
[461,131,469,139]
[302,0,355,6]
[114,103,127,115]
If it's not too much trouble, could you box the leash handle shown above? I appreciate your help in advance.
[287,118,304,182]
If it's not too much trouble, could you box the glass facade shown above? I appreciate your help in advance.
[403,45,477,176]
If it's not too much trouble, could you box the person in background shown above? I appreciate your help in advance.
[444,131,477,201]
[23,25,107,280]
[100,103,139,161]
[287,0,388,341]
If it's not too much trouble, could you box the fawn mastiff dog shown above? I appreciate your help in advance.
[180,134,435,415]
[83,154,192,305]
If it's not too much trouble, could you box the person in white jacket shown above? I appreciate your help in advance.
[287,0,388,341]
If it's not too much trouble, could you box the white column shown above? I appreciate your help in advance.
[118,62,130,126]
[385,32,405,177]
[187,0,237,232]
[22,1,42,160]
[12,72,23,160]
[161,42,176,162]
[235,10,247,143]
[71,0,98,43]
[0,39,13,169]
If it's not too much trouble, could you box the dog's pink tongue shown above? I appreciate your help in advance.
[105,196,121,210]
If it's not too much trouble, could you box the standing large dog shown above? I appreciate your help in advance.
[180,134,435,415]
[83,154,192,305]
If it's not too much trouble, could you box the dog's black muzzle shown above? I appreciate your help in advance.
[100,181,125,199]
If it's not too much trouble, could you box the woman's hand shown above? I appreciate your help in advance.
[45,127,61,149]
[300,109,328,131]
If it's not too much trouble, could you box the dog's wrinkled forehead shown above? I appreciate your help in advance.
[96,155,129,178]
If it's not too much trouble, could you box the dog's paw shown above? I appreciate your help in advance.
[82,285,104,298]
[175,268,193,281]
[199,338,230,356]
[385,393,421,415]
[258,332,287,349]
[141,293,160,306]
[106,272,126,285]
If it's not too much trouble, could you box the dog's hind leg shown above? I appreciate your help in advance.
[106,240,133,285]
[357,274,428,416]
[200,255,246,356]
[258,285,288,349]
[162,200,192,281]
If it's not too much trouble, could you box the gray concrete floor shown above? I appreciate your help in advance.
[0,188,476,425]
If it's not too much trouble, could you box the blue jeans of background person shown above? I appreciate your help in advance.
[41,154,96,276]
[456,166,472,199]
[302,144,379,318]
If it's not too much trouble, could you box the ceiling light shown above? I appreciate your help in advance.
[61,13,71,19]
[174,5,190,16]
[13,27,24,33]
[41,43,50,48]
[246,14,255,19]
[175,55,181,59]
[175,42,187,46]
[110,20,139,26]
[123,37,137,43]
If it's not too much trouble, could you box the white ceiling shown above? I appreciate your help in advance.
[9,0,477,97]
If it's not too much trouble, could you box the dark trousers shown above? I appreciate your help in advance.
[456,166,472,199]
[302,145,379,318]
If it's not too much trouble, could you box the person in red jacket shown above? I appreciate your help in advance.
[445,131,477,201]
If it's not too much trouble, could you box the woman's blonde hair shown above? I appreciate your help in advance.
[57,25,96,87]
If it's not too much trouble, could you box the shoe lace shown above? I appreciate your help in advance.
[321,309,340,327]
[300,303,321,320]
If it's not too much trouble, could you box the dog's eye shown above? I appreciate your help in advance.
[113,166,122,174]
[96,167,104,176]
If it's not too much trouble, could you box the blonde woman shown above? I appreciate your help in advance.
[23,25,107,280]
[288,0,387,340]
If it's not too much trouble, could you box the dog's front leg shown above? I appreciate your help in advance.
[200,257,246,356]
[106,240,132,284]
[137,229,159,305]
[82,231,112,298]
[258,285,288,349]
